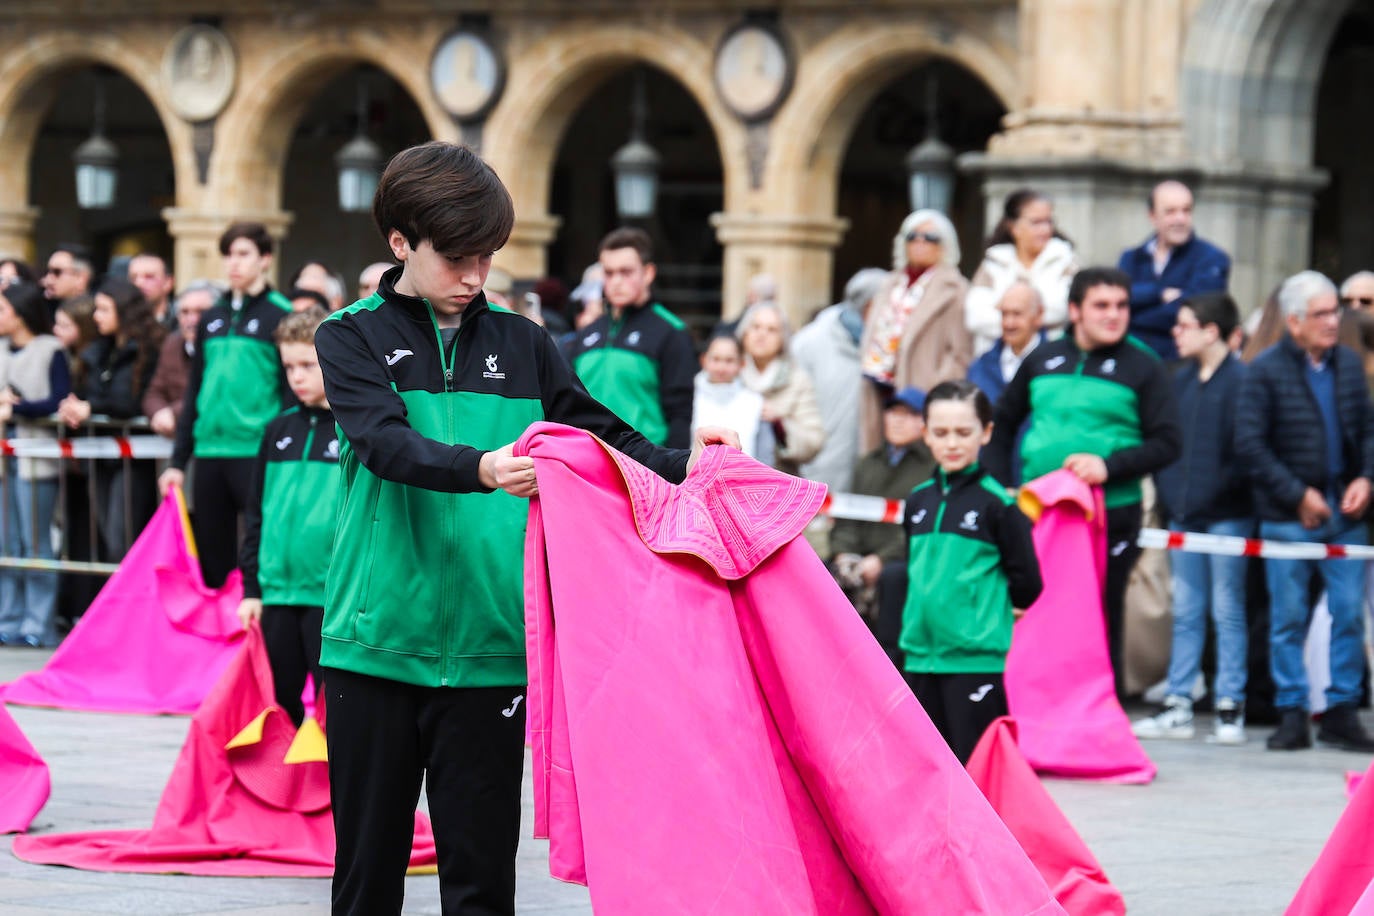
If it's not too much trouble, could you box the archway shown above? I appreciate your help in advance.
[548,65,725,335]
[1311,0,1374,279]
[277,65,430,287]
[832,61,1005,299]
[26,66,175,270]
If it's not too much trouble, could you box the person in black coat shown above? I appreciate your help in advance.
[1234,270,1374,753]
[57,277,165,560]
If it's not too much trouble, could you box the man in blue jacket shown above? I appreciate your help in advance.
[1118,180,1230,359]
[966,281,1047,405]
[1235,270,1374,753]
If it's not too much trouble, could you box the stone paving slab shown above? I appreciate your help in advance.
[3,646,1371,913]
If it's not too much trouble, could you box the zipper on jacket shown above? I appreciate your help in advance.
[422,298,458,392]
[284,414,318,592]
[421,296,463,685]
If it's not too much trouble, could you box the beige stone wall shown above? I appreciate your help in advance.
[0,0,1341,322]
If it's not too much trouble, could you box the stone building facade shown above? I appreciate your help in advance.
[0,0,1366,324]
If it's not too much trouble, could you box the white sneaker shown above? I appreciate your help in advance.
[1209,698,1247,745]
[1132,695,1195,739]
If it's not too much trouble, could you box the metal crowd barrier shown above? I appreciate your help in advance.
[0,416,172,576]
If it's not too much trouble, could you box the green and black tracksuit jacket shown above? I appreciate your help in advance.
[171,287,294,469]
[239,405,340,606]
[563,302,696,448]
[985,335,1181,509]
[313,268,690,689]
[900,465,1042,674]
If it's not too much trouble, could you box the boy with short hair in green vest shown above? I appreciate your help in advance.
[159,221,294,589]
[236,305,336,726]
[901,379,1043,764]
[563,226,697,448]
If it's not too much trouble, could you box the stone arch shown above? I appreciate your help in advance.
[0,29,193,219]
[213,27,451,215]
[482,24,745,236]
[1182,0,1352,167]
[769,24,1017,220]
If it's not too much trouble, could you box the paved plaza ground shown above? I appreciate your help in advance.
[1,647,1370,915]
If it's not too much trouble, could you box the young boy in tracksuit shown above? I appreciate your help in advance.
[236,306,336,727]
[160,222,294,589]
[312,141,737,916]
[901,380,1043,764]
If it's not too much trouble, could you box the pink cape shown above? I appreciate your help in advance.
[0,702,49,833]
[13,624,438,876]
[1005,471,1155,783]
[966,717,1125,915]
[1,490,244,715]
[1287,761,1374,915]
[519,422,1063,915]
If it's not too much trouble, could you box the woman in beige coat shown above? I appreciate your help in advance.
[736,302,826,477]
[858,209,972,453]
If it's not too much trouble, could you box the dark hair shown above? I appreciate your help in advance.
[2,281,52,337]
[58,294,97,391]
[1148,179,1194,211]
[0,259,36,284]
[986,189,1047,248]
[598,226,653,264]
[373,141,514,257]
[95,276,167,397]
[51,243,94,273]
[287,287,330,311]
[275,305,328,345]
[1180,291,1239,341]
[1068,267,1132,307]
[701,331,743,358]
[923,379,994,427]
[218,222,273,256]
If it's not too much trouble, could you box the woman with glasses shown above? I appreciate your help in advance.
[0,282,70,647]
[857,209,972,453]
[964,188,1077,354]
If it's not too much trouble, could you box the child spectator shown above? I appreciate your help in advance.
[158,222,294,589]
[57,277,166,558]
[692,333,774,464]
[899,379,1043,763]
[0,282,70,646]
[236,306,336,726]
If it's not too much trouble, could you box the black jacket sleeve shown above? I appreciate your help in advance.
[1102,358,1183,481]
[658,327,698,450]
[998,502,1043,610]
[315,317,490,493]
[238,427,272,600]
[171,314,208,470]
[538,331,690,483]
[985,359,1034,487]
[1233,360,1308,513]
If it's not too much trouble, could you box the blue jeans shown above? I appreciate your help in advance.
[0,469,58,642]
[1261,517,1369,710]
[1167,519,1251,702]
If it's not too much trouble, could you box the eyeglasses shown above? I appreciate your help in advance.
[45,266,67,277]
[1342,296,1374,308]
[905,231,943,245]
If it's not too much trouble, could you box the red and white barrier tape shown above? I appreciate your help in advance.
[819,493,1374,561]
[0,435,172,460]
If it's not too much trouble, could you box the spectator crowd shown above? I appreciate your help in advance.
[1,176,1372,763]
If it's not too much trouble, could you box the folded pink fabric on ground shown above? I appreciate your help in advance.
[0,702,49,833]
[1005,471,1155,783]
[1,490,244,715]
[1287,761,1374,915]
[520,422,1063,915]
[13,625,437,876]
[966,717,1125,915]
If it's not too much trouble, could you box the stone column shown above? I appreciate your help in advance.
[162,207,294,286]
[0,207,40,262]
[710,213,850,324]
[499,213,562,282]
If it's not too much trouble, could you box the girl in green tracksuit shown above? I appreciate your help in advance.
[236,307,338,726]
[900,379,1043,763]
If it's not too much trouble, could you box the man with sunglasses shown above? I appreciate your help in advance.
[1339,271,1374,312]
[41,244,94,306]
